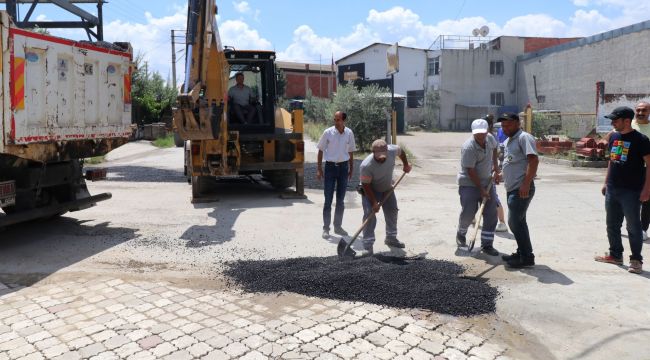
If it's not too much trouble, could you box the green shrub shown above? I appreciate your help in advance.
[153,134,175,148]
[333,84,391,151]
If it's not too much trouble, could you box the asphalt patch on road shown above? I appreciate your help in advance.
[224,256,498,316]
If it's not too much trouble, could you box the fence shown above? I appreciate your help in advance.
[530,112,596,139]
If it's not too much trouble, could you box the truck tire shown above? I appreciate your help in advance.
[263,170,296,189]
[174,131,184,147]
[191,175,214,198]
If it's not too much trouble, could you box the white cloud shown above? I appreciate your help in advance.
[277,24,379,62]
[233,1,250,14]
[220,19,272,50]
[501,14,567,37]
[573,0,590,6]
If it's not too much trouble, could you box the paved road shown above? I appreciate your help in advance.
[0,132,647,359]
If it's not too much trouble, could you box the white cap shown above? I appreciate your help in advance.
[471,119,489,134]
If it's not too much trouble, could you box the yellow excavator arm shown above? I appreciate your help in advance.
[173,0,229,141]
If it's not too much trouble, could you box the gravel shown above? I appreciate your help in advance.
[224,256,498,316]
[303,160,363,191]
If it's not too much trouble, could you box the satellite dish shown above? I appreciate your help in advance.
[480,25,490,37]
[472,28,480,36]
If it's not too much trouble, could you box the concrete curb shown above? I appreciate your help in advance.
[539,155,608,168]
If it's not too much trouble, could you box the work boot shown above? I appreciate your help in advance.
[501,251,519,261]
[322,229,330,239]
[481,245,499,256]
[456,233,467,247]
[629,259,643,274]
[361,246,374,257]
[384,238,405,248]
[506,255,535,268]
[334,227,349,236]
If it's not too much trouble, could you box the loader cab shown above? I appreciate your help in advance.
[225,50,278,134]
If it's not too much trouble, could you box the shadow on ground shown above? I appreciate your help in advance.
[0,217,137,295]
[104,165,187,183]
[224,256,498,316]
[454,247,574,285]
[180,177,313,248]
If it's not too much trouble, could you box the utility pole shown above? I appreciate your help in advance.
[171,29,177,90]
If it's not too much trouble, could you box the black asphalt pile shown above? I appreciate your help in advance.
[224,256,498,316]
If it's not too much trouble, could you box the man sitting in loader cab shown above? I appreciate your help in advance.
[228,72,261,124]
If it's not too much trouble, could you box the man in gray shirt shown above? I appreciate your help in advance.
[228,72,259,124]
[456,119,500,256]
[497,113,539,268]
[359,139,412,255]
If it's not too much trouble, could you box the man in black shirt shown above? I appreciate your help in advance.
[595,106,650,274]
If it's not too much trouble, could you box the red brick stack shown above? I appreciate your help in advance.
[536,138,573,155]
[576,137,607,159]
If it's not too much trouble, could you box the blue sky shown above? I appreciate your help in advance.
[2,0,647,85]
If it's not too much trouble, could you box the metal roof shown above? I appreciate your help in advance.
[335,42,427,64]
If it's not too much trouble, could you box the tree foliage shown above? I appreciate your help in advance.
[332,84,391,151]
[131,53,177,125]
[422,90,441,130]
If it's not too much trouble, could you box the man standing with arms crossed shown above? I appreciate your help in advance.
[632,101,650,240]
[317,111,356,239]
[498,113,539,268]
[595,106,650,274]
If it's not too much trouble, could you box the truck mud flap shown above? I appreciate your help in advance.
[0,192,112,228]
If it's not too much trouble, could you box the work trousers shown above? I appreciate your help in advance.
[323,161,348,231]
[507,184,535,258]
[457,185,497,247]
[361,189,398,249]
[605,186,643,262]
[641,200,650,232]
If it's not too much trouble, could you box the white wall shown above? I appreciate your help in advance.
[428,37,525,130]
[337,44,428,127]
[517,27,650,115]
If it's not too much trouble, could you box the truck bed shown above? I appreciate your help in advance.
[0,12,132,162]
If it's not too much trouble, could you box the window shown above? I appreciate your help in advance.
[490,92,505,106]
[407,90,424,108]
[490,60,504,76]
[427,57,440,76]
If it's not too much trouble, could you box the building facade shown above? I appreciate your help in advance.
[516,21,650,133]
[427,36,579,130]
[276,61,336,99]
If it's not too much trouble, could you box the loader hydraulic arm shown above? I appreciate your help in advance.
[173,0,230,141]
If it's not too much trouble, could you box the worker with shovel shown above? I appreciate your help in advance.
[455,119,501,256]
[358,139,412,256]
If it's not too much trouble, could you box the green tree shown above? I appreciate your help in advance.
[422,90,440,130]
[131,53,178,125]
[332,84,391,151]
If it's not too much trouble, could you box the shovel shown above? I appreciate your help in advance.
[337,172,407,261]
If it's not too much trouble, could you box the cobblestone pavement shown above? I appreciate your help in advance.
[0,274,513,360]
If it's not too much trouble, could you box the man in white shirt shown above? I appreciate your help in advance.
[317,111,356,239]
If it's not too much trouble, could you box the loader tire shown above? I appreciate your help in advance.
[263,170,295,190]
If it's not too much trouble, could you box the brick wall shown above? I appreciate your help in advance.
[524,38,582,53]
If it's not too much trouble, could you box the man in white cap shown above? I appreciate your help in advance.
[359,139,412,255]
[455,118,500,256]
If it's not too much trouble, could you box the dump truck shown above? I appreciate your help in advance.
[0,11,133,228]
[174,0,305,202]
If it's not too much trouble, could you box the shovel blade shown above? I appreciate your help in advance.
[337,238,356,260]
